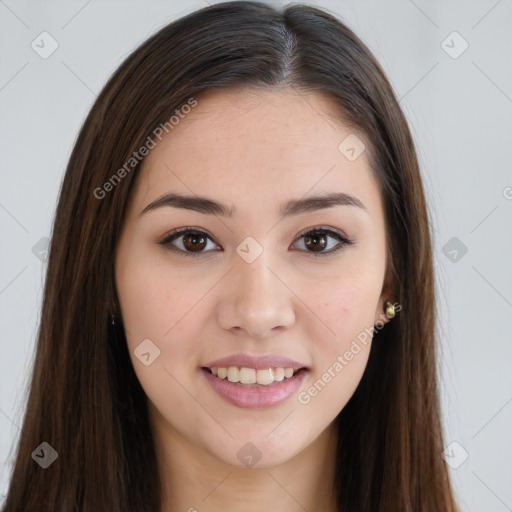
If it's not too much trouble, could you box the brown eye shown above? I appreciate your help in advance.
[181,232,207,252]
[291,228,354,256]
[303,232,328,252]
[159,227,220,257]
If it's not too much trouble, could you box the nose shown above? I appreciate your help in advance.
[217,251,296,339]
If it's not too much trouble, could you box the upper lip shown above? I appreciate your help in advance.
[203,353,308,370]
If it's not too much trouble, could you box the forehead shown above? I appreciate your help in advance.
[129,87,382,220]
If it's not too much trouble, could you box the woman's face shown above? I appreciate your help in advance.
[115,87,391,468]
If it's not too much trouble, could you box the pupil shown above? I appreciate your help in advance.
[184,233,206,252]
[305,234,326,251]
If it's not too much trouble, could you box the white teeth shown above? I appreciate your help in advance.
[208,366,299,385]
[273,367,284,381]
[227,367,239,383]
[284,368,294,378]
[239,367,257,384]
[256,369,273,385]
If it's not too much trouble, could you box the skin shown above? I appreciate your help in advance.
[115,87,394,512]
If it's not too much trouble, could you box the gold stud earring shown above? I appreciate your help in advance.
[384,301,395,318]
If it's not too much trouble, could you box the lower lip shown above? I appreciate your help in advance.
[200,367,308,409]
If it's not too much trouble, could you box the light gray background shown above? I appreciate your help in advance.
[1,1,511,510]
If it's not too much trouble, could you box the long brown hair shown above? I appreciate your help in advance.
[2,2,459,510]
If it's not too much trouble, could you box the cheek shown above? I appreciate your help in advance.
[310,264,382,345]
[115,244,214,409]
[299,264,381,405]
[116,239,205,346]
[115,252,205,419]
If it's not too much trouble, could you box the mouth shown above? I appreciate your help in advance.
[200,365,309,409]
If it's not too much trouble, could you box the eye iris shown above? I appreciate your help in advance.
[304,233,327,252]
[183,233,207,252]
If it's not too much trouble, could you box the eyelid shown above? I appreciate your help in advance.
[293,225,350,243]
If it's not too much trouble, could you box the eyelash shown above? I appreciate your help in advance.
[158,226,355,258]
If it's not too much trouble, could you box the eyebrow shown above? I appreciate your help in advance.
[139,191,367,218]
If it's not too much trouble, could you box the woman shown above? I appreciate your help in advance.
[2,1,460,510]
